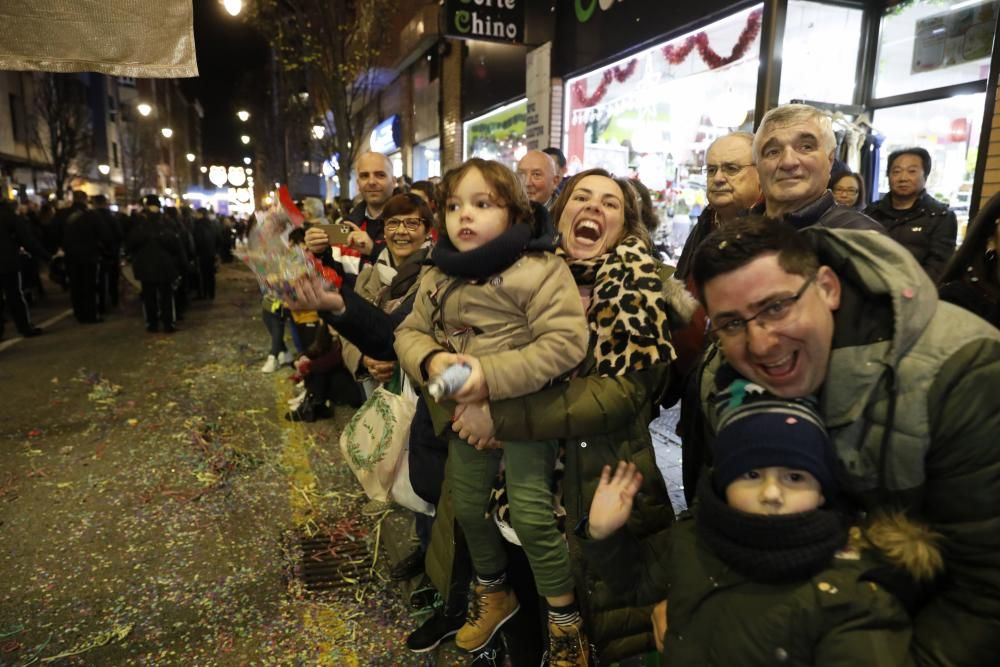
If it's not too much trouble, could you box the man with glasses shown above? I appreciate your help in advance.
[753,104,882,233]
[686,216,1000,665]
[674,132,761,280]
[864,147,957,282]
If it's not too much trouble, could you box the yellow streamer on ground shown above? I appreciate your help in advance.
[275,377,359,667]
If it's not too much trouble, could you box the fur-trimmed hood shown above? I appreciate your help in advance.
[849,512,945,582]
[663,273,699,326]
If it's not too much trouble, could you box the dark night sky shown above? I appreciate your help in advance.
[180,0,270,165]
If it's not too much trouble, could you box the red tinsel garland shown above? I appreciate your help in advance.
[663,8,763,69]
[572,58,638,108]
[571,9,762,109]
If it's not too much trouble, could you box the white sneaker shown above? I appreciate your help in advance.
[278,350,295,366]
[287,391,306,408]
[261,355,279,373]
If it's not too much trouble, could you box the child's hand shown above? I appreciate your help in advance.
[425,352,460,380]
[587,462,643,540]
[450,354,488,403]
[453,401,497,447]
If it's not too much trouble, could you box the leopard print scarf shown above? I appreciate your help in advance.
[557,235,675,377]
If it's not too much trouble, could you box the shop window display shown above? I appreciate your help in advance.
[463,98,529,170]
[779,1,864,105]
[872,92,984,237]
[563,5,763,257]
[874,0,998,99]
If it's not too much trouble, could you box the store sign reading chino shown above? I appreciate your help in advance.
[446,0,524,44]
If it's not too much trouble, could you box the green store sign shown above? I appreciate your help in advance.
[575,0,627,23]
[445,0,524,44]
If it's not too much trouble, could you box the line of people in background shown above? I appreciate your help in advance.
[267,101,999,667]
[0,191,249,341]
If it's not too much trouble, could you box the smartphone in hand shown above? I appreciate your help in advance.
[317,223,353,245]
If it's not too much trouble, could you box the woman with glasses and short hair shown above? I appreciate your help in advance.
[829,171,865,210]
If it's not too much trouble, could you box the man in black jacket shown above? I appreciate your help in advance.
[192,207,220,300]
[61,190,113,323]
[675,132,761,280]
[92,194,123,313]
[864,147,957,282]
[0,199,51,339]
[127,195,183,333]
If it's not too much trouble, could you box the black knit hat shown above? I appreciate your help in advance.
[142,194,161,208]
[711,379,839,501]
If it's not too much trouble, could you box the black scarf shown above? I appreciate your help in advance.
[430,223,535,279]
[694,479,848,583]
[429,202,556,279]
[386,247,429,301]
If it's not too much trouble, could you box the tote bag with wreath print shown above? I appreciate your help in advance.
[339,367,416,502]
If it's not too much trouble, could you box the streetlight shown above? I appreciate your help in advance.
[311,125,325,140]
[223,0,242,17]
[186,153,196,162]
[161,127,173,139]
[98,164,111,175]
[200,166,208,174]
[243,157,252,165]
[137,102,152,117]
[237,110,250,122]
[240,135,250,145]
[246,168,253,175]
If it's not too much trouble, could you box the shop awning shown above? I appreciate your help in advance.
[0,0,197,78]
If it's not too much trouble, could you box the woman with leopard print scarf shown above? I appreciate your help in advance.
[453,168,697,663]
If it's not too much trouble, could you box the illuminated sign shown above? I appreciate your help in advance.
[444,0,523,45]
[370,116,401,154]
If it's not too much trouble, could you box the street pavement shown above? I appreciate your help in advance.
[0,263,685,666]
[0,265,458,666]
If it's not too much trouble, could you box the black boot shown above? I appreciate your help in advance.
[405,606,465,653]
[284,394,331,422]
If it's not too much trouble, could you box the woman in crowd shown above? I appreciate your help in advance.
[829,171,866,210]
[939,191,1000,327]
[452,168,696,663]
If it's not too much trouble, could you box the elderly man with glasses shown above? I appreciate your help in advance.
[681,215,1000,665]
[674,132,761,280]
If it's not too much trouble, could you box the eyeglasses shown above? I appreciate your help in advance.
[385,217,425,232]
[833,187,858,195]
[703,163,753,178]
[709,276,816,339]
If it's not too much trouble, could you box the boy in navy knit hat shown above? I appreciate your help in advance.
[578,377,942,665]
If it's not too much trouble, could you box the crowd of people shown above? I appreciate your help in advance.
[0,192,249,339]
[3,101,999,666]
[261,103,998,666]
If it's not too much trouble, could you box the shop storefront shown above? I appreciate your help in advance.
[868,0,998,234]
[562,5,765,247]
[463,98,529,169]
[552,0,997,247]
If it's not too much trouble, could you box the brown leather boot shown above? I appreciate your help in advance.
[454,583,519,651]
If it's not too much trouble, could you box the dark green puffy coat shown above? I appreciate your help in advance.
[580,514,915,666]
[489,263,694,661]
